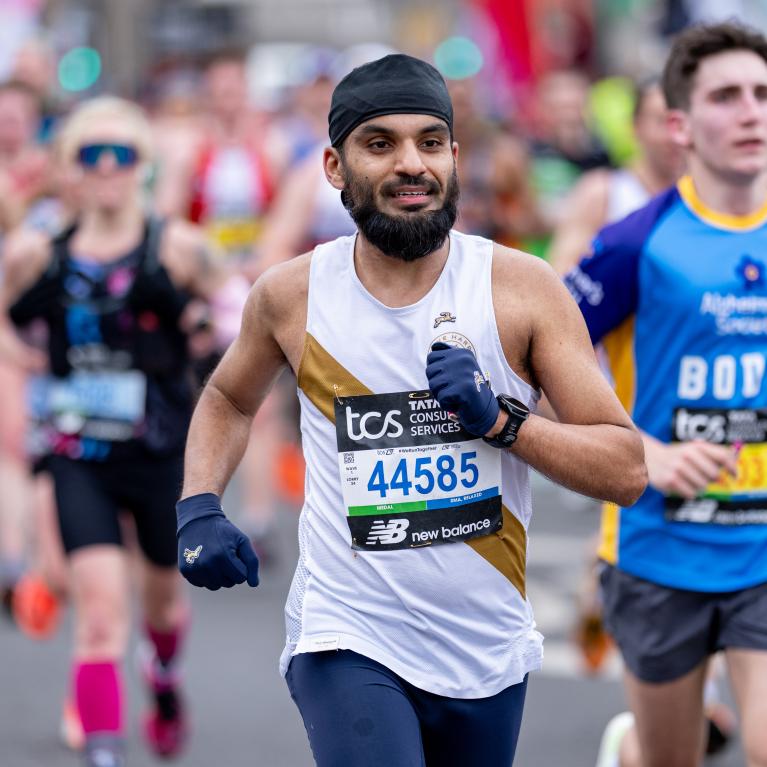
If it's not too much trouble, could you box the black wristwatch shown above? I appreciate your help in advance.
[482,394,530,449]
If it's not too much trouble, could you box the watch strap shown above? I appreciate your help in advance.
[482,395,529,448]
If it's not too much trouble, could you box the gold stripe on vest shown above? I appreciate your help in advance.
[467,504,526,599]
[296,330,527,597]
[297,332,373,421]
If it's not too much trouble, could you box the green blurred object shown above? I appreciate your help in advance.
[434,37,483,80]
[589,77,638,167]
[58,47,102,92]
[531,156,581,200]
[522,237,551,261]
[597,0,652,19]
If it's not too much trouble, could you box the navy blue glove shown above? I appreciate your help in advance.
[425,342,500,436]
[176,493,260,590]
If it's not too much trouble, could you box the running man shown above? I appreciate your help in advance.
[176,54,647,767]
[0,97,246,767]
[566,22,767,767]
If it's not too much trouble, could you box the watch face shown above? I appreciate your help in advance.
[499,395,529,416]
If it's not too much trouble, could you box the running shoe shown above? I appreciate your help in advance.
[60,696,85,752]
[140,643,189,759]
[705,702,737,755]
[11,572,61,640]
[84,736,125,767]
[595,711,634,767]
[1,583,14,620]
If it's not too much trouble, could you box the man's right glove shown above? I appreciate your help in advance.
[176,493,260,590]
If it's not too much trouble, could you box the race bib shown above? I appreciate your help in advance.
[334,390,502,550]
[28,370,147,441]
[665,408,767,524]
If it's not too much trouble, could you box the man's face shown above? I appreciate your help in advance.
[329,113,459,261]
[205,60,248,119]
[673,50,767,181]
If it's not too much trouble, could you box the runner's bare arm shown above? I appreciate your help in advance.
[547,170,609,276]
[252,156,318,278]
[160,218,230,297]
[181,255,309,498]
[160,219,250,348]
[493,247,647,506]
[0,228,51,371]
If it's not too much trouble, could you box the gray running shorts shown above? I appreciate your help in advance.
[599,564,767,683]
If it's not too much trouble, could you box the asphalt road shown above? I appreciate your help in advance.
[1,476,745,767]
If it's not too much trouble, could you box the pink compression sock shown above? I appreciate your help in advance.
[145,617,187,666]
[74,661,123,735]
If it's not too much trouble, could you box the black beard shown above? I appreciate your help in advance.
[341,168,459,262]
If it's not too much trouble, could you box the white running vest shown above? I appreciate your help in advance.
[280,230,543,698]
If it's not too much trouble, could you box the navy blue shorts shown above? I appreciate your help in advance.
[45,452,182,567]
[286,649,528,767]
[601,564,767,683]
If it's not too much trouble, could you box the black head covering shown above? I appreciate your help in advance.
[328,54,453,148]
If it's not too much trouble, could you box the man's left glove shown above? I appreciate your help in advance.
[425,342,499,436]
[176,493,260,590]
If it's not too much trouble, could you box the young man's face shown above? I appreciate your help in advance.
[325,112,460,261]
[674,49,767,181]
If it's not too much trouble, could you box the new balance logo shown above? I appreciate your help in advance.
[365,519,410,545]
[183,545,203,564]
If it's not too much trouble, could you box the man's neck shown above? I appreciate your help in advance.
[687,158,767,216]
[353,234,451,309]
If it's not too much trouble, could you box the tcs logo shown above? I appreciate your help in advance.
[345,407,404,441]
[678,353,765,401]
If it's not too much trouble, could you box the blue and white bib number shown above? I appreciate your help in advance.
[28,370,147,441]
[334,390,502,550]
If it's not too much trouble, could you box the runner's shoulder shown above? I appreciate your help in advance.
[491,242,564,303]
[491,242,584,341]
[247,251,311,325]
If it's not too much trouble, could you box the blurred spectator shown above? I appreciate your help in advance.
[10,37,62,143]
[0,79,49,231]
[255,142,355,279]
[276,46,340,167]
[448,78,546,248]
[0,76,51,616]
[529,69,613,231]
[153,52,288,263]
[549,79,685,275]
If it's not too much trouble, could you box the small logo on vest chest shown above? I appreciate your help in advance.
[433,311,457,328]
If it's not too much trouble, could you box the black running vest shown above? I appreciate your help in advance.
[10,218,194,460]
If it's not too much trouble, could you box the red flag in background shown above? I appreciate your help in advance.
[471,0,595,117]
[479,0,534,83]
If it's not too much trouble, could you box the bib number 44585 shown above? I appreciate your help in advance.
[367,452,479,499]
